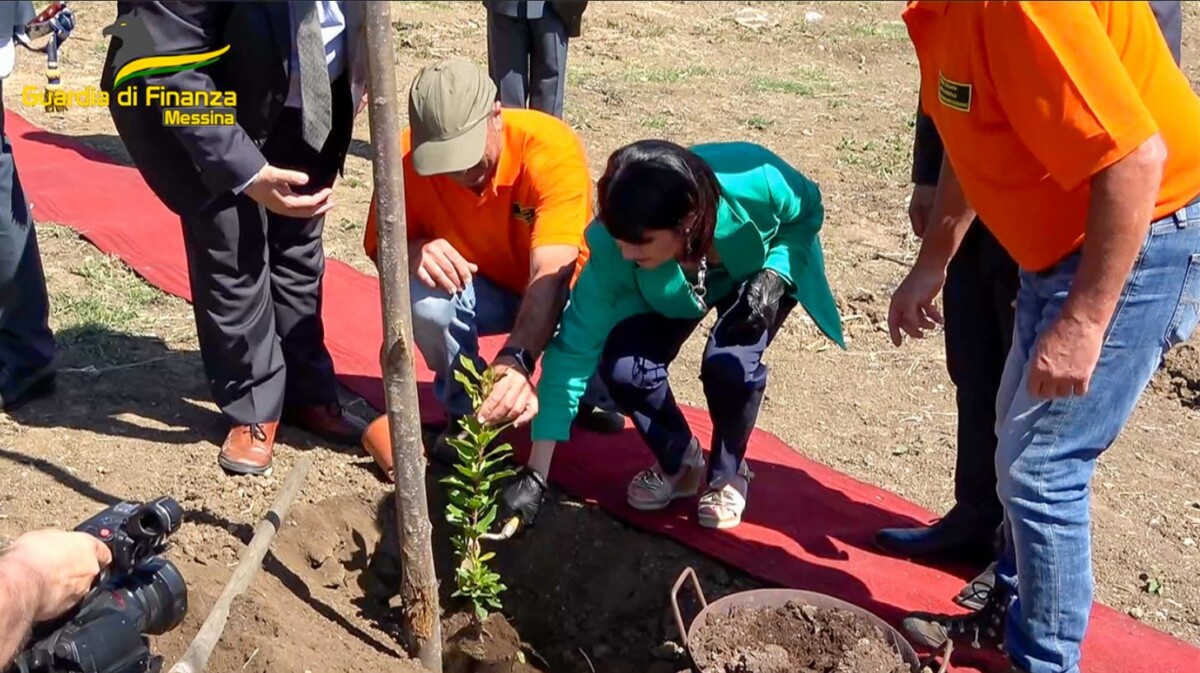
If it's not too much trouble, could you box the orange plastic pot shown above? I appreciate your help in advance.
[361,414,395,482]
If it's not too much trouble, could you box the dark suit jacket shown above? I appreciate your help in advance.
[911,0,1183,187]
[101,1,367,218]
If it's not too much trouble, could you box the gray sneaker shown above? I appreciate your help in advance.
[955,561,998,611]
[627,440,705,511]
[902,583,1010,655]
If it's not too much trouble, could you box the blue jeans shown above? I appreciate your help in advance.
[993,199,1200,673]
[410,273,613,419]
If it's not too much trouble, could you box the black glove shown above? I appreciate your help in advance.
[717,269,787,345]
[498,467,548,531]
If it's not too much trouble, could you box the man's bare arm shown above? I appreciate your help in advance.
[0,556,41,667]
[914,155,976,273]
[499,244,580,361]
[1062,135,1165,331]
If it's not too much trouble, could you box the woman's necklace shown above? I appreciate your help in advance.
[689,258,708,306]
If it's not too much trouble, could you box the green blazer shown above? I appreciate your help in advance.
[531,141,845,442]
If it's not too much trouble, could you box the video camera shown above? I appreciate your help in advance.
[10,498,190,673]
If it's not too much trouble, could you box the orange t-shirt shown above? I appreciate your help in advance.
[904,1,1200,271]
[363,108,593,295]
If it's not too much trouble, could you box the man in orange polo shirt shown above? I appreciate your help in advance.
[363,59,622,466]
[891,3,1200,673]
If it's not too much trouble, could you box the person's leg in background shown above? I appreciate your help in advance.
[0,123,55,411]
[904,201,1200,673]
[409,273,522,462]
[527,8,568,118]
[876,221,1011,561]
[696,293,797,530]
[486,10,531,110]
[599,312,705,511]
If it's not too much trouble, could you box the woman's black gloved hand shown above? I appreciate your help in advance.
[718,269,787,345]
[498,467,548,532]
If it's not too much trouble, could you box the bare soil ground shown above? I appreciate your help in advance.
[3,2,1200,671]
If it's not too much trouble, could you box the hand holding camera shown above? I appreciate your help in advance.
[2,530,113,622]
[9,497,189,673]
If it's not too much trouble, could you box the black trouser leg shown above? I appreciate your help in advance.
[527,11,568,117]
[0,126,54,376]
[942,221,1017,531]
[486,12,531,109]
[599,313,700,476]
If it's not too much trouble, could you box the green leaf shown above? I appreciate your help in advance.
[440,475,470,490]
[479,552,496,562]
[474,604,489,622]
[479,504,499,530]
[480,456,511,474]
[459,355,483,379]
[453,463,478,479]
[453,369,473,388]
[484,444,514,460]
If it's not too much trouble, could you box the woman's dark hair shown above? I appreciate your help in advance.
[596,139,720,263]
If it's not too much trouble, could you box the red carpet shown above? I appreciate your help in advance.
[9,110,1197,673]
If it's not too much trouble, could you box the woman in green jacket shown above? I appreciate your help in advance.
[501,139,844,531]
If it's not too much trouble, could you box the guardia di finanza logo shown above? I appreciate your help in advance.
[101,11,237,127]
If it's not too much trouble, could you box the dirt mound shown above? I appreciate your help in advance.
[172,471,760,673]
[1153,343,1200,408]
[690,602,910,673]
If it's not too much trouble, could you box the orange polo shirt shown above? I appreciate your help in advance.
[363,108,592,295]
[903,1,1200,271]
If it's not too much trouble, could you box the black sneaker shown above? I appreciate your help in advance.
[902,582,1010,655]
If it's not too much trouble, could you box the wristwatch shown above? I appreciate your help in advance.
[496,346,535,378]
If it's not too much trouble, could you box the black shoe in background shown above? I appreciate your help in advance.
[873,505,997,564]
[0,363,56,411]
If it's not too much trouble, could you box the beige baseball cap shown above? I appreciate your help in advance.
[408,59,498,176]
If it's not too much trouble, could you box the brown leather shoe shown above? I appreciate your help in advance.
[218,422,278,476]
[282,402,368,446]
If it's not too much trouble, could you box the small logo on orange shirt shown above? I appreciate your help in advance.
[938,71,972,112]
[511,203,535,224]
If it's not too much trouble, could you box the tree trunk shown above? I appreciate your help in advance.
[362,4,443,671]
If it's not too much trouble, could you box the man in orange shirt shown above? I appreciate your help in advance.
[891,3,1200,673]
[363,59,622,469]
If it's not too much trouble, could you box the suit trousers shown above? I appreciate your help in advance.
[942,220,1018,531]
[180,75,353,426]
[0,88,55,378]
[486,9,569,118]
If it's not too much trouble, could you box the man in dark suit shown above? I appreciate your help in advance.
[876,0,1183,608]
[484,1,587,119]
[0,0,66,411]
[101,1,370,476]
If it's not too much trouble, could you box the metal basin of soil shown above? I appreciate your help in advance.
[671,568,925,673]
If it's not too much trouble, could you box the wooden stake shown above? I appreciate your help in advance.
[362,3,443,671]
[168,457,313,673]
